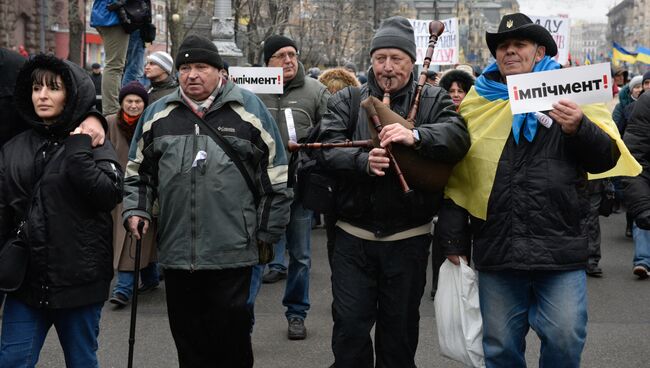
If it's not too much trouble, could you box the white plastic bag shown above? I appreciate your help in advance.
[434,258,485,367]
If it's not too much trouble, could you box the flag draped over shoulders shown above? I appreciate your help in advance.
[444,58,641,220]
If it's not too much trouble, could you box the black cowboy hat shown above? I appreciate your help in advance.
[486,13,558,58]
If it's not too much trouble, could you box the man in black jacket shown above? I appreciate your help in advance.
[623,90,650,279]
[438,14,622,368]
[317,16,470,367]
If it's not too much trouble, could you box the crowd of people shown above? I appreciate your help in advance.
[0,2,649,367]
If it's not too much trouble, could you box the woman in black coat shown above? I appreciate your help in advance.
[0,54,123,367]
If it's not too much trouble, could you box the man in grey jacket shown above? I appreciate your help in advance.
[318,17,470,367]
[248,35,330,340]
[122,35,292,367]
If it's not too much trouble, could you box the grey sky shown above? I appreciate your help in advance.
[518,0,619,23]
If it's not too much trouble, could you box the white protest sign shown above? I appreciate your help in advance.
[507,63,612,115]
[409,18,458,65]
[229,67,283,94]
[529,15,570,65]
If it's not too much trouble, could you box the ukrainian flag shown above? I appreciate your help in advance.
[444,58,641,220]
[636,46,650,64]
[613,42,638,64]
[584,52,592,65]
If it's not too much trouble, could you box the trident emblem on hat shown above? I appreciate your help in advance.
[506,19,514,28]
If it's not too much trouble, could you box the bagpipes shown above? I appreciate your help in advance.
[290,21,453,194]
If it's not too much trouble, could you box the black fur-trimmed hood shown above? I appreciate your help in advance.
[14,54,96,137]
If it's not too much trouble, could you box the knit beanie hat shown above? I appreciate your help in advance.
[370,16,417,61]
[264,35,297,65]
[175,35,223,70]
[643,71,650,84]
[147,51,174,75]
[629,75,643,90]
[119,81,149,107]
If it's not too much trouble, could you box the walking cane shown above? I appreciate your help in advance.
[127,221,145,368]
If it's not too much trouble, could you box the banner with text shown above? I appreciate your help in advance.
[409,18,459,65]
[529,15,570,65]
[507,63,612,115]
[229,67,283,94]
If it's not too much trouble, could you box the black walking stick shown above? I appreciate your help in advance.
[127,220,145,368]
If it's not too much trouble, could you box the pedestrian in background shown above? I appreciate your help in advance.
[144,51,177,103]
[89,62,103,113]
[623,87,650,279]
[249,34,329,341]
[317,66,360,268]
[106,81,160,308]
[0,53,123,368]
[91,0,130,115]
[438,69,474,107]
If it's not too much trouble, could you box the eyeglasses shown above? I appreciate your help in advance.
[270,51,299,61]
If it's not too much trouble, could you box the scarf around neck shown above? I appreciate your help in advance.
[474,56,560,144]
[118,110,141,143]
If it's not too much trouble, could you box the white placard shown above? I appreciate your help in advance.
[228,67,284,94]
[506,63,612,115]
[528,15,570,65]
[409,18,459,65]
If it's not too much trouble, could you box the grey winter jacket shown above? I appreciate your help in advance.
[258,62,330,155]
[122,80,292,271]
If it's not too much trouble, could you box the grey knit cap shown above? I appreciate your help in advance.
[370,16,417,61]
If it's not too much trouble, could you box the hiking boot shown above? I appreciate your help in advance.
[633,265,649,280]
[262,270,287,284]
[109,293,129,307]
[288,317,307,340]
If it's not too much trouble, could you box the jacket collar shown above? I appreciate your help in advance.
[282,62,306,92]
[166,78,245,114]
[150,75,178,89]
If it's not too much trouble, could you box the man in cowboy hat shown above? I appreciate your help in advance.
[438,13,629,367]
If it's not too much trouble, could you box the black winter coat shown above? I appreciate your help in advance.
[438,71,620,271]
[317,70,470,236]
[622,92,650,217]
[0,55,123,309]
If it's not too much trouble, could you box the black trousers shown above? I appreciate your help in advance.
[164,267,253,368]
[331,228,430,368]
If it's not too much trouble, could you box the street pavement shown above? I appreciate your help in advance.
[3,212,649,367]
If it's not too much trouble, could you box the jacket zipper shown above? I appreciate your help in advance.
[190,123,199,272]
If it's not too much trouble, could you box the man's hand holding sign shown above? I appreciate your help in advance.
[549,100,583,135]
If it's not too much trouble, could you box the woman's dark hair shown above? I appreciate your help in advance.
[439,69,475,93]
[31,68,64,90]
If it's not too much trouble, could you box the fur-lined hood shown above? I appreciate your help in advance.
[14,54,97,137]
[318,67,360,94]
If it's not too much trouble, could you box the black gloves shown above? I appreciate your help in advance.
[635,210,650,230]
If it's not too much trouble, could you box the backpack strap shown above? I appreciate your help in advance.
[194,119,261,206]
[347,86,361,139]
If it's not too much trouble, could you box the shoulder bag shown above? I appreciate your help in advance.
[0,145,64,292]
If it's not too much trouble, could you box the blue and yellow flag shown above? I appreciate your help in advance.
[444,59,641,220]
[636,46,650,65]
[613,42,638,65]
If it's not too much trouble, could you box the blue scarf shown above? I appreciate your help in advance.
[474,56,561,144]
